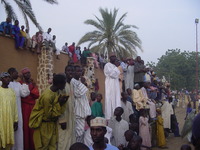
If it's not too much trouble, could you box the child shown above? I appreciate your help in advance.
[89,92,96,106]
[91,93,104,117]
[139,109,151,150]
[108,107,129,147]
[124,130,136,148]
[156,108,167,148]
[129,114,139,135]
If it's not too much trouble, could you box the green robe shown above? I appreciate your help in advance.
[91,102,104,117]
[29,88,65,150]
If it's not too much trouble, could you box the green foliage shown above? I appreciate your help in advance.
[152,49,199,91]
[1,0,58,30]
[78,8,142,58]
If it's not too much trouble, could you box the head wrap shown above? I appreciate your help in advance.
[90,117,106,127]
[21,67,30,74]
[0,72,10,78]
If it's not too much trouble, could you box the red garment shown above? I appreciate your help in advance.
[20,81,39,150]
[68,45,78,63]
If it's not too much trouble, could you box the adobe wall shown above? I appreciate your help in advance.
[0,36,105,103]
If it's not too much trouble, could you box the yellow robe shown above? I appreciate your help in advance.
[132,89,145,110]
[58,83,75,150]
[156,115,166,147]
[0,87,18,149]
[29,88,66,150]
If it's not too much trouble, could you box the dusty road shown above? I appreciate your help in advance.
[152,105,194,150]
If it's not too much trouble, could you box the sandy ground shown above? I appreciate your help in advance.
[152,105,194,150]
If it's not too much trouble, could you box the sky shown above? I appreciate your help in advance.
[0,0,200,63]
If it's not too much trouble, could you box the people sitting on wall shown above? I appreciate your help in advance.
[0,17,13,36]
[19,25,26,49]
[42,28,52,50]
[25,29,32,50]
[32,31,43,54]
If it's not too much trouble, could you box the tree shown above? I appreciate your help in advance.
[78,8,142,58]
[152,49,199,91]
[1,0,58,30]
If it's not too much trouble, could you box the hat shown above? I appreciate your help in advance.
[0,72,10,78]
[90,117,106,127]
[134,83,139,87]
[21,67,30,74]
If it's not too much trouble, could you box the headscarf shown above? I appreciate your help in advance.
[21,67,30,74]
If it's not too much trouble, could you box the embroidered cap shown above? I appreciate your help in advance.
[90,117,106,127]
[0,72,10,78]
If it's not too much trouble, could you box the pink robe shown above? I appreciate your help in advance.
[139,116,151,150]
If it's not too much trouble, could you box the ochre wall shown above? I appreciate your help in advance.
[0,36,105,102]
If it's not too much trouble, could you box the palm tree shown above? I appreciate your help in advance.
[1,0,58,30]
[78,8,142,58]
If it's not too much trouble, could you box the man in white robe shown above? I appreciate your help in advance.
[70,66,91,142]
[58,65,75,150]
[104,53,121,120]
[161,99,174,129]
[8,68,30,150]
[121,92,133,122]
[124,58,134,91]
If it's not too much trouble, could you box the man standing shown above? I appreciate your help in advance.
[134,56,146,87]
[71,65,91,142]
[90,117,118,150]
[8,68,30,150]
[124,58,134,91]
[0,72,18,150]
[20,67,39,150]
[29,74,68,150]
[58,65,76,150]
[104,53,121,120]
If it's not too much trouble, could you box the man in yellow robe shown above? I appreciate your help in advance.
[132,84,146,110]
[0,72,18,150]
[29,74,69,150]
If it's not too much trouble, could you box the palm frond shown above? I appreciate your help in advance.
[42,0,58,4]
[14,0,42,30]
[1,0,18,21]
[78,8,142,58]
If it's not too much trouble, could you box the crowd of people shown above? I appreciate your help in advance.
[0,17,108,63]
[1,18,200,150]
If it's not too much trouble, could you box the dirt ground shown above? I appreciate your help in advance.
[152,105,194,150]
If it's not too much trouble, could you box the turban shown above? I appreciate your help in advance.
[21,67,30,74]
[90,117,106,127]
[0,72,10,78]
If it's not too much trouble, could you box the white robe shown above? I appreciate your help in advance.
[58,83,75,150]
[121,101,133,122]
[104,62,121,120]
[124,65,134,90]
[9,81,30,150]
[108,117,129,147]
[70,78,91,142]
[161,101,174,129]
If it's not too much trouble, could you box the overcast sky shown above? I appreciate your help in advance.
[1,0,200,63]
